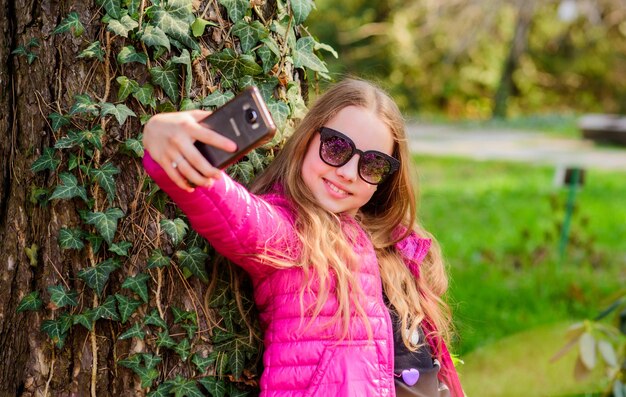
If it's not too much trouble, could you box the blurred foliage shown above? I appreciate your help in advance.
[308,0,626,118]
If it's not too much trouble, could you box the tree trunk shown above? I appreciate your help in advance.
[492,0,537,119]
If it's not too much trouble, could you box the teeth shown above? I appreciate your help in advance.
[326,180,348,195]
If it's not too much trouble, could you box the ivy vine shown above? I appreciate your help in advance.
[17,0,335,395]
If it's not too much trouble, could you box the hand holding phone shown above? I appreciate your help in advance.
[194,86,276,169]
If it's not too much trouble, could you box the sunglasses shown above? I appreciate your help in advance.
[318,127,400,185]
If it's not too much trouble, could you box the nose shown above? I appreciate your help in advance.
[335,154,360,182]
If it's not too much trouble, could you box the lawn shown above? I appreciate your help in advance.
[413,155,626,395]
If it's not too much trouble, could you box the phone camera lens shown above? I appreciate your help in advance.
[245,109,258,124]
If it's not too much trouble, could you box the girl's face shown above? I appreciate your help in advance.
[301,106,395,216]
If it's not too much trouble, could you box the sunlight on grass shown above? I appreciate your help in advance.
[458,323,606,397]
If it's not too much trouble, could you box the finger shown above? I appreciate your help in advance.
[189,123,238,153]
[179,142,222,181]
[175,156,216,187]
[186,109,213,122]
[164,161,195,192]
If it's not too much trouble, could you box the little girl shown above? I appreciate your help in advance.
[142,78,464,397]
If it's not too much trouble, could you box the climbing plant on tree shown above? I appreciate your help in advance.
[3,0,336,395]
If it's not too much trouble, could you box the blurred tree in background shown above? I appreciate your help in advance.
[308,0,626,118]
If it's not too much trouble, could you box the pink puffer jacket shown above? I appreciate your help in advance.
[143,152,463,397]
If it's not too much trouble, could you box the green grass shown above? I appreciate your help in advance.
[414,156,626,355]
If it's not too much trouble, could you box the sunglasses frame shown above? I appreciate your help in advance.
[318,127,400,185]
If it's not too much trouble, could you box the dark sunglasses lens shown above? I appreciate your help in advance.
[360,152,392,184]
[321,134,353,166]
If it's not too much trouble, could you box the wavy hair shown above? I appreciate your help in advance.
[250,78,452,351]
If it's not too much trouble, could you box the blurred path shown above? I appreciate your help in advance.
[406,123,626,171]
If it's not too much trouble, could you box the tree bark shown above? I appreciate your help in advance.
[0,2,140,395]
[492,0,537,119]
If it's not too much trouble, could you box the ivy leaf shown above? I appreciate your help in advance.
[48,285,79,308]
[147,249,170,269]
[192,353,216,373]
[124,136,144,157]
[142,353,163,369]
[219,302,238,331]
[148,384,173,397]
[91,162,121,203]
[11,45,27,56]
[85,207,125,245]
[108,15,139,38]
[54,130,84,149]
[53,12,85,37]
[58,228,85,250]
[209,48,262,79]
[286,82,308,119]
[77,258,121,296]
[50,173,89,202]
[31,148,60,173]
[171,306,195,324]
[73,308,97,330]
[16,291,43,313]
[293,36,328,73]
[121,273,150,303]
[227,160,254,185]
[132,83,156,108]
[173,338,191,362]
[144,308,167,329]
[155,329,176,349]
[86,234,105,254]
[181,322,198,340]
[81,126,105,151]
[175,246,209,283]
[96,0,122,19]
[94,295,120,321]
[115,294,142,323]
[78,41,105,61]
[208,280,230,307]
[141,25,171,51]
[314,41,338,58]
[160,218,188,245]
[117,45,147,65]
[100,102,136,125]
[257,45,278,75]
[165,375,203,397]
[216,336,256,378]
[48,112,71,132]
[290,0,315,24]
[219,0,248,22]
[150,62,180,103]
[119,354,142,370]
[191,17,216,37]
[200,91,234,109]
[116,76,139,101]
[172,49,192,97]
[136,366,160,388]
[153,3,199,51]
[214,351,229,376]
[109,241,132,256]
[118,322,146,340]
[266,99,290,132]
[198,377,226,397]
[232,20,268,53]
[69,93,99,117]
[41,314,72,348]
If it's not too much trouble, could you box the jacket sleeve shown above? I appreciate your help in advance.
[142,151,300,279]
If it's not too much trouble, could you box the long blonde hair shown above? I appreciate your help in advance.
[251,78,452,350]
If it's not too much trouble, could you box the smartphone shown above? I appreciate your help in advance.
[194,86,277,169]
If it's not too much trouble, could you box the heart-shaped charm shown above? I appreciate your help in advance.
[401,368,420,386]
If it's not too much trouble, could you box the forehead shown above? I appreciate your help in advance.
[324,106,394,155]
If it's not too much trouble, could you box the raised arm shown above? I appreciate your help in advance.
[142,111,300,279]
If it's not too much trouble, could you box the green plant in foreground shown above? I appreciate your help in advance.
[552,291,626,396]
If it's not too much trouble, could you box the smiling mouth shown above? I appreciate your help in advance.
[324,179,351,196]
